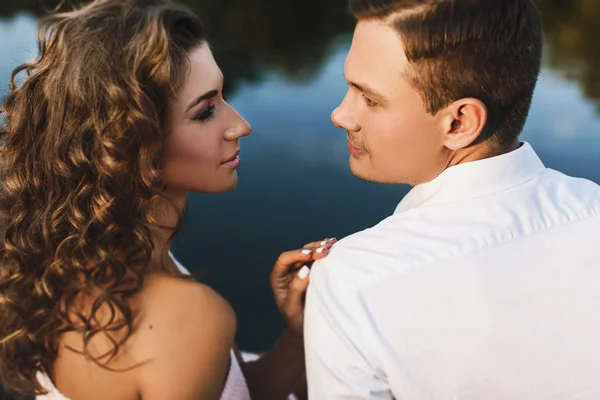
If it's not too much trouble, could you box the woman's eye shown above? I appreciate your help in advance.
[191,104,216,122]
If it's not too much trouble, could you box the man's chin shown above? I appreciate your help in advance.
[348,160,405,185]
[349,160,375,182]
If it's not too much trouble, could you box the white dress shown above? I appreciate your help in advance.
[36,253,252,400]
[36,348,250,400]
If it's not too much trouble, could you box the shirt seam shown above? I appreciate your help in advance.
[359,208,600,292]
[393,168,546,217]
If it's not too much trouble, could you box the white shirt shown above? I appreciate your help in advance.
[305,142,600,399]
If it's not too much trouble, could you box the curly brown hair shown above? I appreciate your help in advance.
[0,0,205,396]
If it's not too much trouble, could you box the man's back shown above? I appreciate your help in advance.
[305,143,600,399]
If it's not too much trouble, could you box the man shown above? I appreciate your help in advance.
[304,0,600,398]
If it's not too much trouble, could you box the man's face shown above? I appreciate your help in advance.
[332,20,449,185]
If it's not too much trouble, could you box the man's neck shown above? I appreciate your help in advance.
[445,138,521,170]
[407,138,522,187]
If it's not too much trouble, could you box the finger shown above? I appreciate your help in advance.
[271,238,336,282]
[271,248,317,281]
[303,237,337,250]
[303,237,337,248]
[283,266,311,319]
[311,245,330,261]
[272,243,334,281]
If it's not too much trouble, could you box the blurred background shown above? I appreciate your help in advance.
[0,0,598,352]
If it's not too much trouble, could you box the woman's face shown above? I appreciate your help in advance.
[163,43,251,194]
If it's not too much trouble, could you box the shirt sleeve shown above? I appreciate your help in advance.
[304,258,393,399]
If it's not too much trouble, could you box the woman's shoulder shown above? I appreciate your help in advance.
[133,274,237,398]
[52,274,236,399]
[140,273,237,338]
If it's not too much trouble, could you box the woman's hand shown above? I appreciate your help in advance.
[270,238,336,337]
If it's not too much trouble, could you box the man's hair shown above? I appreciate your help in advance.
[349,0,543,145]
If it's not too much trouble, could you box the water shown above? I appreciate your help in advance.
[1,1,599,352]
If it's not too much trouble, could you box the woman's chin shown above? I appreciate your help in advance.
[197,172,238,194]
[167,171,240,195]
[220,176,239,193]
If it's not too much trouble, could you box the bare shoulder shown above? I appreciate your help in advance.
[139,273,236,331]
[134,274,237,399]
[52,275,236,400]
[135,273,237,353]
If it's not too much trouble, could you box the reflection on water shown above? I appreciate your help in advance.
[536,0,600,111]
[1,1,599,351]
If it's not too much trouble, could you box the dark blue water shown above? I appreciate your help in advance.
[1,1,599,351]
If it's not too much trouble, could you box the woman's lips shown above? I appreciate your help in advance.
[221,151,241,168]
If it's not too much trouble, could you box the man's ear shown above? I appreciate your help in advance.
[438,98,487,150]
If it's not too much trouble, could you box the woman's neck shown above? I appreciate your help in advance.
[147,189,187,274]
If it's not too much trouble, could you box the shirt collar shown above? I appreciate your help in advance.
[394,142,546,215]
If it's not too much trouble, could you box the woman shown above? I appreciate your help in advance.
[0,0,334,399]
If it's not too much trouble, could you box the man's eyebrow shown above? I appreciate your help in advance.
[347,80,388,103]
[185,89,218,113]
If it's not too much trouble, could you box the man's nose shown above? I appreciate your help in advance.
[331,95,359,132]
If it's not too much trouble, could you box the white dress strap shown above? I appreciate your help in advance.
[36,371,68,400]
[220,349,251,400]
[170,252,251,399]
[36,350,252,400]
[169,250,191,275]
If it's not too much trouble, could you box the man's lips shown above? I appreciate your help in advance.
[347,141,366,157]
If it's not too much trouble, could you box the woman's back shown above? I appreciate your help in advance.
[44,271,237,399]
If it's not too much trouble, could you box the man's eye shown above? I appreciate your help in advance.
[362,94,377,108]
